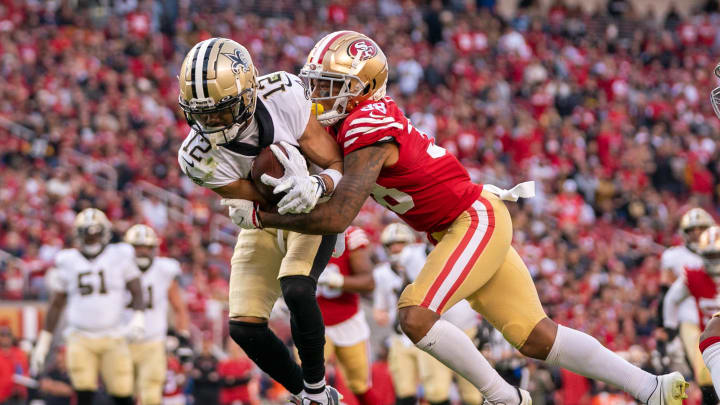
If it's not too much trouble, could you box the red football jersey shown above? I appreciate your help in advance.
[336,97,482,233]
[685,266,720,329]
[317,227,369,326]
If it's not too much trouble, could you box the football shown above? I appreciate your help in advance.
[251,143,289,208]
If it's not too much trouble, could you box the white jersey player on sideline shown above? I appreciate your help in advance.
[373,223,482,405]
[124,224,190,405]
[30,208,146,405]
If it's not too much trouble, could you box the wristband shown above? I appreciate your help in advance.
[319,168,342,195]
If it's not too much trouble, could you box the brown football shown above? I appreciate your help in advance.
[251,143,289,209]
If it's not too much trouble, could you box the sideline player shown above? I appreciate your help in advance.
[249,31,688,405]
[374,223,482,405]
[124,224,190,405]
[660,208,714,403]
[30,208,145,405]
[316,226,379,405]
[176,37,343,404]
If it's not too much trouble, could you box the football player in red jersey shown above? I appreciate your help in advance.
[316,226,380,405]
[233,31,688,405]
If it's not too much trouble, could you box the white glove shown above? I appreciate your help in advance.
[128,310,146,341]
[318,271,345,289]
[30,330,52,376]
[261,142,324,214]
[221,199,261,229]
[274,175,324,215]
[260,141,310,190]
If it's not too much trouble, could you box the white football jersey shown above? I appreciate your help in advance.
[125,257,181,341]
[50,243,141,337]
[661,245,702,324]
[178,71,311,189]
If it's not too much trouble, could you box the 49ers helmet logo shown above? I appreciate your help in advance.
[347,39,377,61]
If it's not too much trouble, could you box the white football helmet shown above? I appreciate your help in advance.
[73,208,112,257]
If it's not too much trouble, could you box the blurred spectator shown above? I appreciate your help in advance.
[218,341,257,405]
[39,346,73,405]
[0,326,28,405]
[191,339,221,405]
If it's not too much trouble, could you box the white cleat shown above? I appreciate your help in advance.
[482,388,532,405]
[646,372,689,405]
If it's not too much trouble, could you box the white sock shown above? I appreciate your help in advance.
[303,379,327,403]
[544,325,657,402]
[701,338,720,399]
[416,319,519,404]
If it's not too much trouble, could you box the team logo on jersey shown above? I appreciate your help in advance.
[347,39,377,61]
[222,49,251,74]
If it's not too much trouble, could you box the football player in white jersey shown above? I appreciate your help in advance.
[123,224,190,405]
[176,38,344,405]
[660,208,715,403]
[373,223,482,405]
[30,208,146,405]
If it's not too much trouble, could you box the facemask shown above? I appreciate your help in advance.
[82,243,103,256]
[136,257,152,270]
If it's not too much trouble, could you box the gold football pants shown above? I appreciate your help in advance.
[399,189,547,348]
[229,228,333,319]
[129,340,166,405]
[66,333,133,396]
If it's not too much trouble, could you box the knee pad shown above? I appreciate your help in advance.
[281,275,316,309]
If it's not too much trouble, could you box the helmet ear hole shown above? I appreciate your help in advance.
[362,84,371,95]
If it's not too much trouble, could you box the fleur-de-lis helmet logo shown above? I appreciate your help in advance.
[222,49,251,74]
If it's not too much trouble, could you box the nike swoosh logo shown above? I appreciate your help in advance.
[182,157,195,167]
[368,111,385,118]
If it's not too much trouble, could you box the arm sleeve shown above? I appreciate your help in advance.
[663,277,690,329]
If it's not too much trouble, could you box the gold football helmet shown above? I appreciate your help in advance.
[73,208,112,256]
[124,224,159,247]
[300,31,388,126]
[178,38,258,147]
[680,208,715,252]
[698,226,720,276]
[124,224,159,270]
[381,223,416,246]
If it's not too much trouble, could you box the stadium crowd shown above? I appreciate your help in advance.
[3,0,720,403]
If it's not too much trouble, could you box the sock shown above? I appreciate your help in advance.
[282,276,327,389]
[701,337,720,400]
[303,379,328,403]
[416,319,518,404]
[76,390,95,405]
[229,320,304,394]
[701,385,719,405]
[358,388,381,405]
[430,401,451,405]
[396,396,417,405]
[544,325,657,402]
[110,396,134,405]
